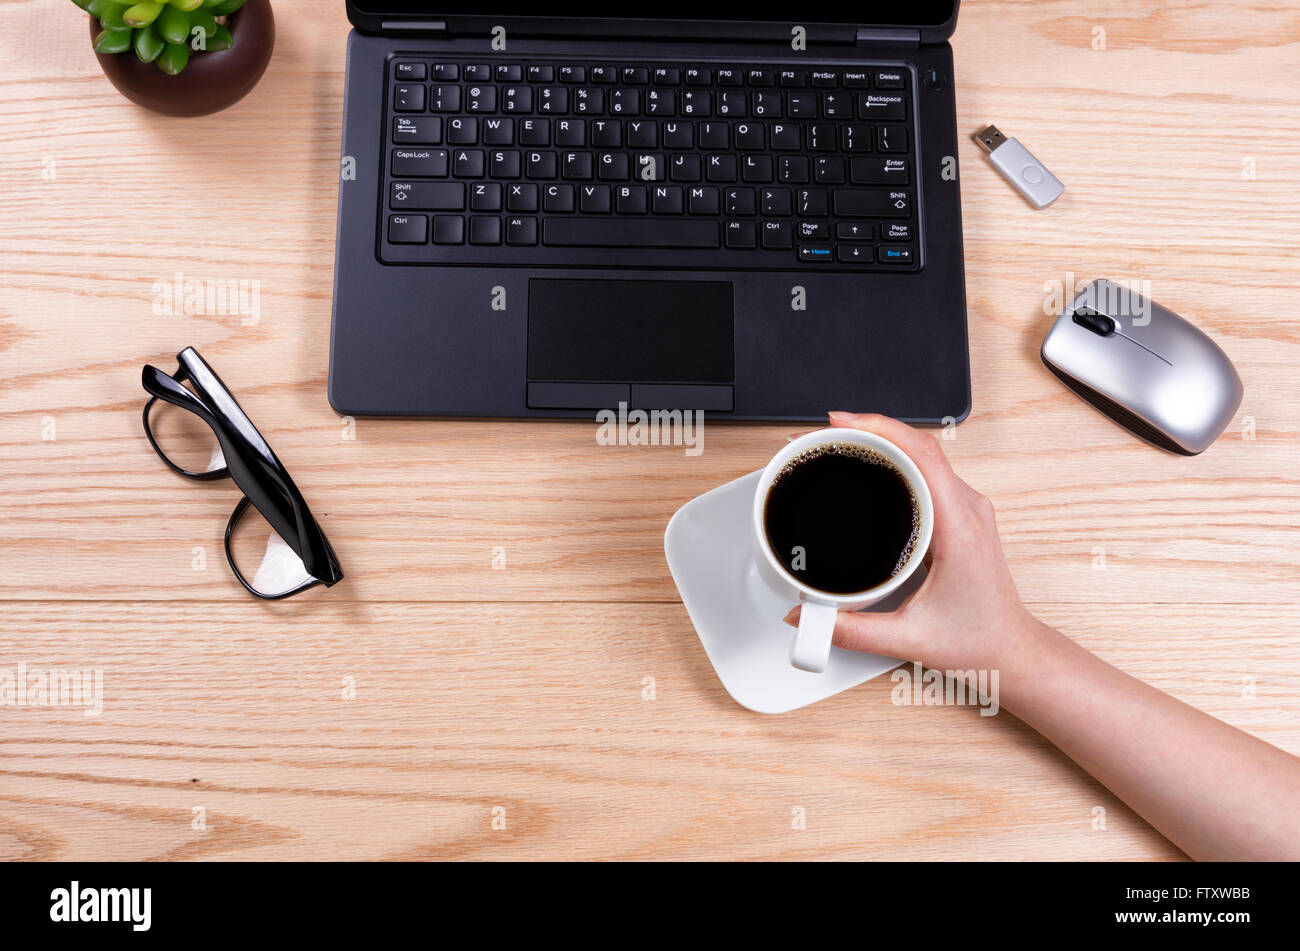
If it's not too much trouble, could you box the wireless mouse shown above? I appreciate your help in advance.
[1041,279,1243,455]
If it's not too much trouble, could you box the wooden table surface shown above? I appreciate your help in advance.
[1,0,1297,861]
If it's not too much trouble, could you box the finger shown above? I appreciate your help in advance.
[825,412,971,557]
[826,411,957,489]
[783,605,913,659]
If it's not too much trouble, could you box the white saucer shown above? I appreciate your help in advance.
[665,469,923,714]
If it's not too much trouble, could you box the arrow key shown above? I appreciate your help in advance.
[836,244,873,264]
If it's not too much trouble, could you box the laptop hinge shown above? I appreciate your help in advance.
[381,20,446,33]
[856,27,921,47]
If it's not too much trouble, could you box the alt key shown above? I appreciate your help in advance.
[388,214,428,244]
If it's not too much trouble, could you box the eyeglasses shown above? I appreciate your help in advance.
[141,347,344,600]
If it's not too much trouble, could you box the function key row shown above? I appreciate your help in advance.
[394,62,907,90]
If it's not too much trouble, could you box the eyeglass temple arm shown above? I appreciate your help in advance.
[142,365,220,425]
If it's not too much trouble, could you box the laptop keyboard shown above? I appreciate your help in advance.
[380,58,919,272]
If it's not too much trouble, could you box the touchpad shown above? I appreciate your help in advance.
[528,279,734,383]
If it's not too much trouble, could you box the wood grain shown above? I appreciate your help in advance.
[0,0,1298,859]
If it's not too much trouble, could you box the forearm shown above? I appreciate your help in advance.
[1000,618,1300,860]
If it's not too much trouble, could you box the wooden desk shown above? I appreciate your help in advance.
[1,0,1297,861]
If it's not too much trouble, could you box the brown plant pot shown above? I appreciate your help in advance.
[91,0,275,117]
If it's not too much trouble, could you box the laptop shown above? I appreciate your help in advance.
[330,2,970,423]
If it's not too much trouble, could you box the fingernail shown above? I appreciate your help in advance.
[828,411,854,422]
[782,607,800,626]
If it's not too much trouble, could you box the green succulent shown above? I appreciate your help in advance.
[72,0,246,75]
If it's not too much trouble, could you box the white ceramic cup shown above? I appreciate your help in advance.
[752,427,934,673]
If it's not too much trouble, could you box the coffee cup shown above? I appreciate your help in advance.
[751,428,934,673]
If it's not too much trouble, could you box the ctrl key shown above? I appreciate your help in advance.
[388,214,428,244]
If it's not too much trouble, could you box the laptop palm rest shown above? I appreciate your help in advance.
[526,279,735,411]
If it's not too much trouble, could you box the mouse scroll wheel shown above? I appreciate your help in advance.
[1072,307,1116,336]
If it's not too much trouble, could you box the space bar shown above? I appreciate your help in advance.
[543,218,720,248]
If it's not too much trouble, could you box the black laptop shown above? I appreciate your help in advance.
[330,2,970,422]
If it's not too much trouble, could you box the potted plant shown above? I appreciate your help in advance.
[73,0,275,117]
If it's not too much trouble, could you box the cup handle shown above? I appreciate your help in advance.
[790,599,838,673]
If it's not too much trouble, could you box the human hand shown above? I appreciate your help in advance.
[782,412,1041,672]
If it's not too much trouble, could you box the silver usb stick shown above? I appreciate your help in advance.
[974,125,1064,209]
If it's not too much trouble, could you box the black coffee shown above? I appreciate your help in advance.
[764,442,920,595]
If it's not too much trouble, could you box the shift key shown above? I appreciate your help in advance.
[390,181,464,210]
[833,189,911,217]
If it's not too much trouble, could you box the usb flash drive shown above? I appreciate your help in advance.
[974,125,1064,209]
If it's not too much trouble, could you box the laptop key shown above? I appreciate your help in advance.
[833,188,910,217]
[836,244,872,263]
[850,156,910,185]
[393,85,425,112]
[544,218,719,248]
[433,215,465,244]
[761,220,793,248]
[388,214,428,244]
[724,220,756,248]
[878,246,914,264]
[878,125,908,152]
[393,116,442,144]
[394,63,426,81]
[390,182,464,210]
[613,184,646,213]
[469,216,501,244]
[859,93,906,121]
[392,148,449,177]
[430,86,461,112]
[798,244,834,262]
[506,216,538,245]
[446,116,477,144]
[471,182,502,211]
[452,149,485,177]
[544,183,576,212]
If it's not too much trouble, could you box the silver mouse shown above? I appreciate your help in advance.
[1041,279,1243,455]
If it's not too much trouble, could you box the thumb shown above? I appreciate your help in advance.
[784,605,914,658]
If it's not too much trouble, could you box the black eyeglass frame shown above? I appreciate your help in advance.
[141,347,344,600]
